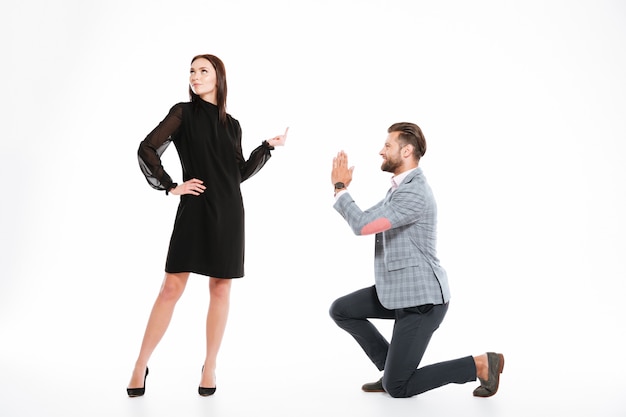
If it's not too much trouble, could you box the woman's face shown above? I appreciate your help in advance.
[190,58,217,102]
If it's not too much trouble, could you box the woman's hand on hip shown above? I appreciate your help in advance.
[169,178,206,196]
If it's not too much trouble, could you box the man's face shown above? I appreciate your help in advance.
[379,131,404,174]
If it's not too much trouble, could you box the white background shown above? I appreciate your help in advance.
[1,1,625,416]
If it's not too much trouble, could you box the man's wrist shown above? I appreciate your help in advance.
[334,181,347,197]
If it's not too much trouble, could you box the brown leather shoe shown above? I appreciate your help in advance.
[473,352,504,397]
[361,377,385,392]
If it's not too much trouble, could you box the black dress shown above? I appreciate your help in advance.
[137,99,273,278]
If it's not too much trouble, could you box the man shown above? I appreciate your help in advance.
[329,122,504,398]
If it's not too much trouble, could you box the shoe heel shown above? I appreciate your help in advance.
[127,367,149,397]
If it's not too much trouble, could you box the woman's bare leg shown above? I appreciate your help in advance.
[200,277,232,388]
[128,272,190,388]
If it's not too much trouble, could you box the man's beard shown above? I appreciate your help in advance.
[381,157,401,173]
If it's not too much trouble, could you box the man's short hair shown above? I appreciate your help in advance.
[388,122,426,160]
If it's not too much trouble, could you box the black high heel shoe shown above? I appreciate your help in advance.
[127,367,149,397]
[198,366,216,396]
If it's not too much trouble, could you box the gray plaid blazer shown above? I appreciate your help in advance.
[334,168,450,309]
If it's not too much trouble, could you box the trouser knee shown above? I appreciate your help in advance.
[385,385,410,398]
[328,298,346,323]
[383,375,411,398]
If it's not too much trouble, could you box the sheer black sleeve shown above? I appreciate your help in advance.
[137,104,183,193]
[233,120,274,182]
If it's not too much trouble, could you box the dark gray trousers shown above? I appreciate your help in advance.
[329,285,477,398]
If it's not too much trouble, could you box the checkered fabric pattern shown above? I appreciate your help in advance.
[334,168,451,309]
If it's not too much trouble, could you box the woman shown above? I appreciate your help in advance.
[127,54,287,397]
